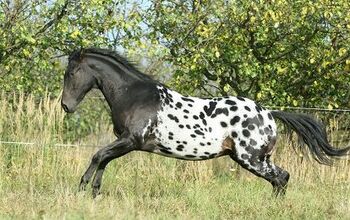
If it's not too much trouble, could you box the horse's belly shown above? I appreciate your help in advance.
[152,121,229,160]
[152,139,224,160]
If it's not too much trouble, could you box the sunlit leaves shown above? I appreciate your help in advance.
[0,0,142,96]
[0,0,349,108]
[142,0,350,108]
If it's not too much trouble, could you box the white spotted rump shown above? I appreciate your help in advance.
[148,85,277,162]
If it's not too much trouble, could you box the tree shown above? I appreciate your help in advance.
[0,0,349,109]
[142,0,350,108]
[0,0,144,95]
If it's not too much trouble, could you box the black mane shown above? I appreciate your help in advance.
[69,47,155,82]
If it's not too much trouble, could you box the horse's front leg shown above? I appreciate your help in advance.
[79,138,134,195]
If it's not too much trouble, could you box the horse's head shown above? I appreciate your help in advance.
[61,50,98,113]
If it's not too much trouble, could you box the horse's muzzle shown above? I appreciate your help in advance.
[61,101,75,113]
[61,102,69,113]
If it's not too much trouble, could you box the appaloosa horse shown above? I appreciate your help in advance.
[61,48,349,198]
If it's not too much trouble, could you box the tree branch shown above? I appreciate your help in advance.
[35,0,70,36]
[267,27,319,62]
[1,0,71,63]
[247,30,266,63]
[200,83,215,97]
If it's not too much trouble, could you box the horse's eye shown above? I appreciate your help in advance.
[70,67,80,76]
[88,63,96,68]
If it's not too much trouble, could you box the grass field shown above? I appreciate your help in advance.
[0,93,349,219]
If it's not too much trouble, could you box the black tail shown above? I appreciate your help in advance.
[271,111,350,165]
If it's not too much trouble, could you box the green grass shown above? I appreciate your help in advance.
[0,146,349,219]
[0,92,349,219]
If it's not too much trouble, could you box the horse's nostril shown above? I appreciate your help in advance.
[62,103,69,112]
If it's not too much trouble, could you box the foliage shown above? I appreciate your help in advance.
[0,0,144,96]
[142,0,350,108]
[0,0,349,108]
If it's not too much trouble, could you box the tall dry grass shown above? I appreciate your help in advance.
[0,92,349,219]
[0,91,64,144]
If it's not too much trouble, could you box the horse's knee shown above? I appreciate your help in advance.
[91,152,103,165]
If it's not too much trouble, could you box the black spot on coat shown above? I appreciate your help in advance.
[160,149,173,154]
[185,155,196,158]
[230,106,238,111]
[240,140,246,147]
[225,100,236,105]
[220,122,228,127]
[268,113,273,120]
[231,131,238,138]
[194,130,204,136]
[175,102,183,109]
[167,114,179,123]
[242,129,250,137]
[204,101,217,116]
[237,96,245,101]
[248,124,255,130]
[255,104,263,112]
[181,97,194,102]
[250,139,257,146]
[211,108,229,118]
[230,116,240,126]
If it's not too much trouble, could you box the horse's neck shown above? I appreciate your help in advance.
[97,71,131,108]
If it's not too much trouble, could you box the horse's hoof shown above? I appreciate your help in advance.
[92,188,101,198]
[79,181,88,191]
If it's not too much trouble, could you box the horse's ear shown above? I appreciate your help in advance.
[68,48,85,62]
[78,48,85,60]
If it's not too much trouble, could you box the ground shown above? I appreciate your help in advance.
[0,94,349,219]
[0,144,349,219]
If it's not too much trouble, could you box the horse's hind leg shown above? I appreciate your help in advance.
[229,145,289,196]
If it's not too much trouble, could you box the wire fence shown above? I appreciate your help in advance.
[1,109,349,148]
[267,106,350,112]
[1,90,349,148]
[0,140,100,148]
